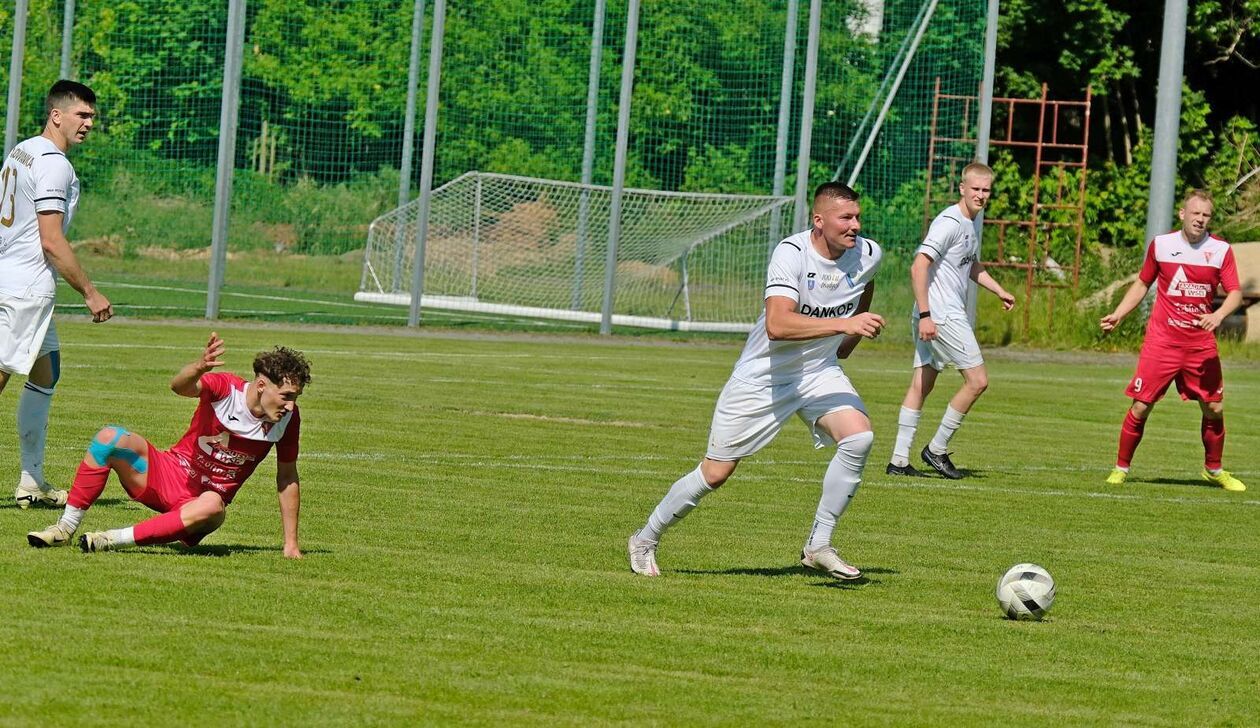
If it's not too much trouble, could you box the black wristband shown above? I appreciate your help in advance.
[919,310,932,319]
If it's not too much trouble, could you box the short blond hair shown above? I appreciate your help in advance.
[1182,188,1213,207]
[961,161,993,182]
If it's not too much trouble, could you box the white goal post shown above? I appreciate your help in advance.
[356,172,795,332]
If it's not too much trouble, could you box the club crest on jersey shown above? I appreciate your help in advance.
[1165,265,1211,297]
[807,272,816,290]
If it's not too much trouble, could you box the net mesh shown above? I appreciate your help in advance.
[360,172,791,328]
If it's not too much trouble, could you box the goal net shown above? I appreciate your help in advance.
[357,172,794,331]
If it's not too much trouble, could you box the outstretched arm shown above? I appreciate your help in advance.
[277,459,302,559]
[171,332,227,397]
[1100,278,1152,333]
[837,281,877,359]
[970,262,1016,310]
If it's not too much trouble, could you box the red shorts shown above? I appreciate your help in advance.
[1125,344,1223,403]
[132,444,214,547]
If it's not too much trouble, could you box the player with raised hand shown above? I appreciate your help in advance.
[1100,189,1245,491]
[0,80,113,510]
[27,333,311,556]
[886,162,1015,480]
[628,182,884,581]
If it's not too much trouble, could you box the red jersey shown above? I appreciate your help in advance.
[166,372,301,504]
[1139,230,1240,351]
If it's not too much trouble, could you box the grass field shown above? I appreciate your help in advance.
[1,319,1258,725]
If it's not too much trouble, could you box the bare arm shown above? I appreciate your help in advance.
[764,295,884,342]
[971,262,1016,310]
[170,332,227,397]
[837,281,876,360]
[1099,278,1152,333]
[911,253,936,341]
[1197,289,1245,332]
[37,212,112,322]
[277,459,302,559]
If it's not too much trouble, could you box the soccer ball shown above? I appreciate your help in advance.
[996,563,1055,621]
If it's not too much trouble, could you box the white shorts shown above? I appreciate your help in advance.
[706,367,866,461]
[912,316,983,371]
[0,294,58,375]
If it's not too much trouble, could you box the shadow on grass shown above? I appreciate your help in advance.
[1140,476,1220,489]
[138,543,333,558]
[678,564,898,588]
[0,496,131,510]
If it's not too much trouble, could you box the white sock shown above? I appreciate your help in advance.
[890,407,921,466]
[807,431,874,550]
[640,465,713,543]
[929,405,966,455]
[59,505,85,532]
[17,382,54,487]
[105,527,135,547]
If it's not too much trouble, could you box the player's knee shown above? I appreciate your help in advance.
[1130,401,1152,420]
[838,429,875,458]
[701,459,736,488]
[1202,401,1224,419]
[185,495,227,531]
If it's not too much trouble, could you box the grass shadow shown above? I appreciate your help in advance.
[140,543,333,558]
[678,564,898,587]
[1140,477,1219,489]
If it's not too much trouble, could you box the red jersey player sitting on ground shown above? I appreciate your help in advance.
[27,333,312,555]
[1099,189,1246,492]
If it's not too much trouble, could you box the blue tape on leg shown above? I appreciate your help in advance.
[87,426,128,467]
[47,350,60,387]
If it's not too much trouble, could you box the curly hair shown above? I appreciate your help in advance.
[253,346,312,388]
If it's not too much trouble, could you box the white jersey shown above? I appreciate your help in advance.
[0,136,79,298]
[731,229,882,385]
[914,203,979,322]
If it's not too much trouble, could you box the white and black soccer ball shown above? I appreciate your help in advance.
[996,563,1055,621]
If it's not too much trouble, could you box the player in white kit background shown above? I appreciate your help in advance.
[628,182,885,581]
[0,80,113,510]
[886,162,1015,480]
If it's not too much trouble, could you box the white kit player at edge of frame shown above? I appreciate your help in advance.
[996,563,1056,621]
[627,181,886,582]
[0,80,114,511]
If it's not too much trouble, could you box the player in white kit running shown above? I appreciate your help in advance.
[628,183,885,581]
[886,162,1014,479]
[0,81,113,509]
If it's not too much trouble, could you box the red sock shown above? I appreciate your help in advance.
[134,510,190,546]
[1117,410,1146,469]
[67,461,111,510]
[1202,416,1225,471]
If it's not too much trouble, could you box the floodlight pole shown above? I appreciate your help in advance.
[769,0,799,248]
[571,0,606,310]
[791,0,821,231]
[1144,0,1187,244]
[599,0,640,336]
[206,0,246,319]
[4,0,29,156]
[59,0,75,79]
[393,0,426,293]
[407,0,446,327]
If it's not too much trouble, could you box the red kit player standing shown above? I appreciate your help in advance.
[1100,189,1246,491]
[27,333,312,554]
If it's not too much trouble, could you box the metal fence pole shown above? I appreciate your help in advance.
[599,0,640,336]
[791,0,820,231]
[4,0,30,156]
[769,0,798,247]
[407,0,446,327]
[1144,0,1187,244]
[571,0,606,310]
[393,0,426,292]
[59,0,75,79]
[968,0,999,325]
[206,0,246,319]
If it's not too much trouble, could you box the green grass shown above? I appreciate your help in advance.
[1,320,1258,724]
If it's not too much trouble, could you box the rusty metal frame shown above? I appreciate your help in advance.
[924,79,1091,334]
